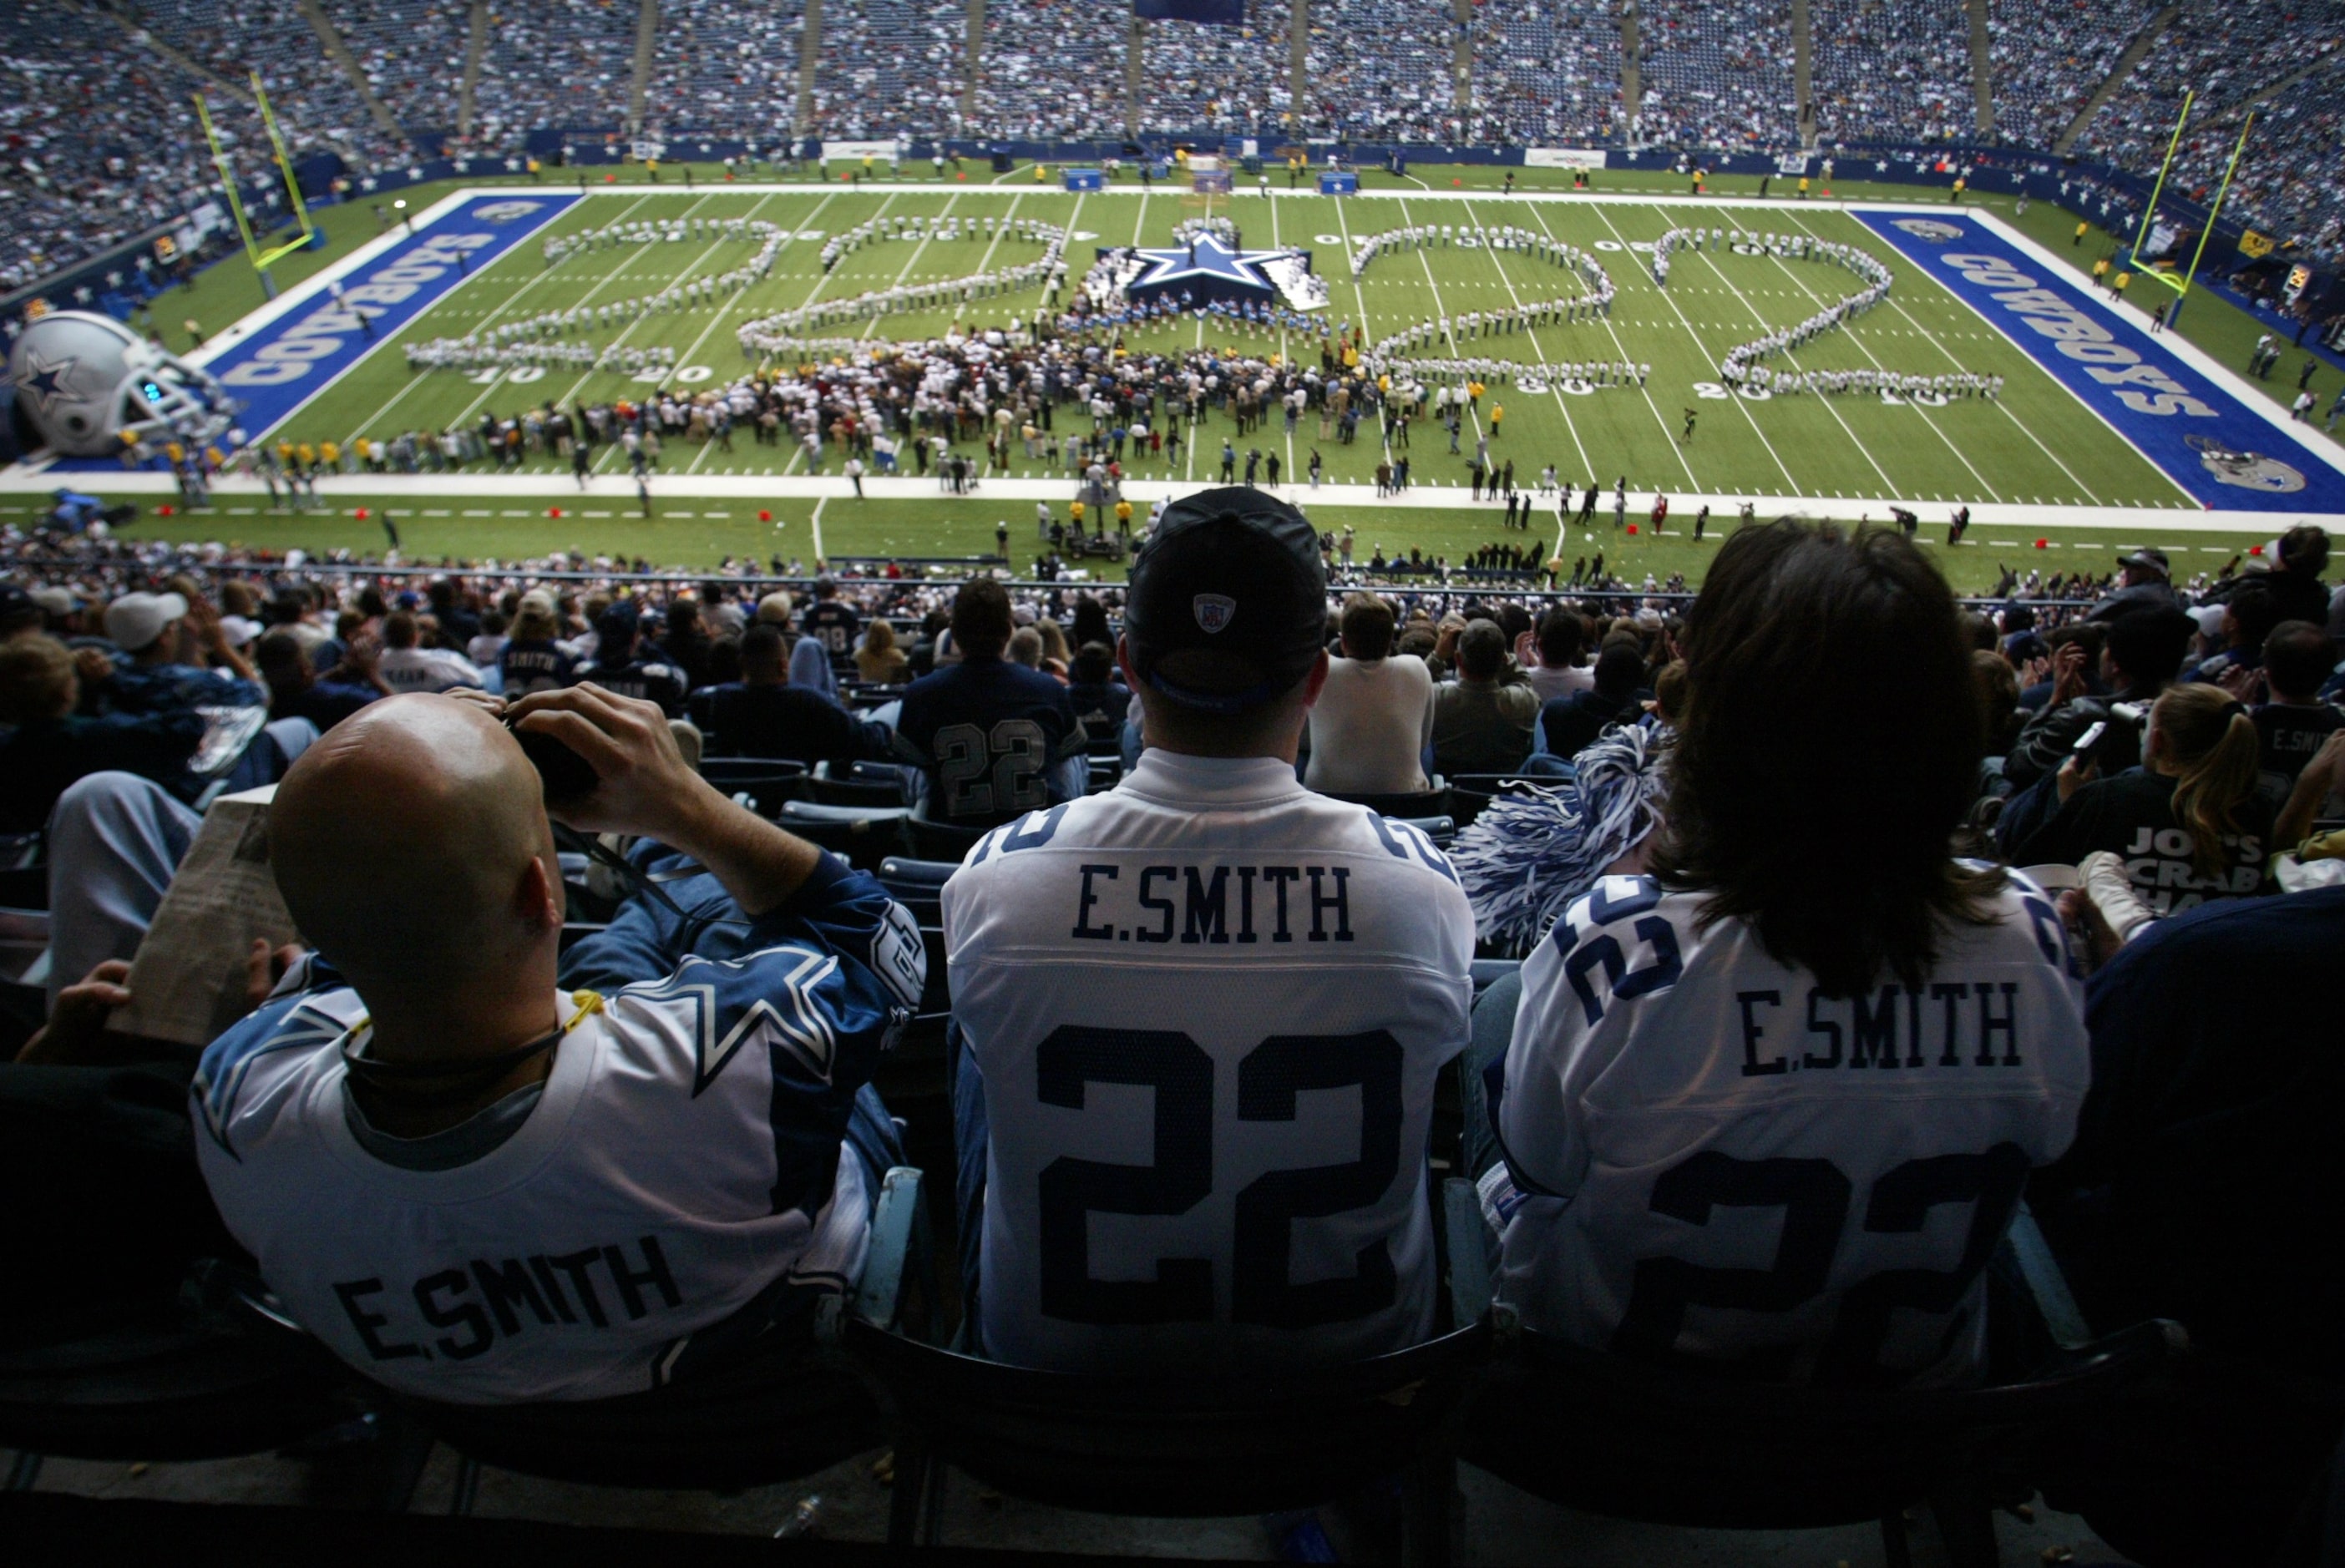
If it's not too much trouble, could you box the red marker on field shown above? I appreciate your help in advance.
[1626,524,1638,535]
[2034,537,2048,549]
[758,508,772,522]
[158,503,174,516]
[355,508,369,519]
[2250,544,2265,556]
[549,507,563,518]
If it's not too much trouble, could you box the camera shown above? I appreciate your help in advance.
[509,721,598,803]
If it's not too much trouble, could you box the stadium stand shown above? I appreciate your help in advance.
[1808,0,1973,145]
[1983,0,2143,149]
[810,0,965,142]
[468,0,640,148]
[1633,0,1797,150]
[647,0,801,138]
[966,0,1123,140]
[1473,0,1623,146]
[327,0,474,145]
[121,0,410,164]
[1304,0,1457,143]
[1137,3,1289,138]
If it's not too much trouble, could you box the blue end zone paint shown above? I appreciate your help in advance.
[44,193,576,472]
[1856,211,2345,513]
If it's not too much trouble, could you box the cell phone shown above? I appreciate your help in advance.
[2070,721,2107,757]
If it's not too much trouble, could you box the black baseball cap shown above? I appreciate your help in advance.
[2118,546,2170,575]
[1124,487,1327,713]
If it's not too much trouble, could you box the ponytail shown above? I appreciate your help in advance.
[2156,684,2262,880]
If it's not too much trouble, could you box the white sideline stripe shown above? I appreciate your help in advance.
[22,468,2312,531]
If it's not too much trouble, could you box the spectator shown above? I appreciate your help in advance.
[2180,582,2277,687]
[2030,875,2345,1565]
[2085,548,2182,622]
[1537,640,1644,760]
[894,579,1085,831]
[499,591,572,696]
[802,578,860,670]
[97,591,266,716]
[1975,647,2023,760]
[1473,519,2088,1381]
[254,630,387,731]
[2264,524,2333,629]
[704,625,895,768]
[0,635,204,834]
[2012,684,2274,913]
[1432,620,1541,776]
[193,688,921,1401]
[1064,640,1132,741]
[940,488,1475,1371]
[377,610,485,695]
[2002,607,2195,791]
[1304,593,1435,795]
[569,601,688,716]
[1522,609,1593,703]
[855,620,909,685]
[2252,621,2343,793]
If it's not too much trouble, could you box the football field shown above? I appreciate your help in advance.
[16,170,2345,589]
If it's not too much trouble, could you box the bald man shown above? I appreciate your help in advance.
[193,687,924,1403]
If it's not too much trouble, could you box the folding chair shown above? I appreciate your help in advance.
[777,802,912,868]
[0,1262,358,1494]
[1323,787,1451,821]
[876,858,957,927]
[406,1168,933,1513]
[1444,1178,2184,1568]
[1389,815,1456,851]
[904,816,986,864]
[848,1313,1487,1561]
[698,758,808,817]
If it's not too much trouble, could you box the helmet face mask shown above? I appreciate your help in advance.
[8,311,238,458]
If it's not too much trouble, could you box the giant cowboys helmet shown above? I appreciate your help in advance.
[8,310,236,458]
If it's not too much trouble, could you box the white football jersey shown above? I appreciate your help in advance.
[194,884,919,1404]
[944,751,1476,1373]
[1488,872,2089,1386]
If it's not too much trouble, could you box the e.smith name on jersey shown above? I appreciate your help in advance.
[1488,872,2089,1386]
[942,752,1476,1374]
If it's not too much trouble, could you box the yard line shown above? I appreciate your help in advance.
[340,191,662,441]
[1729,226,2006,503]
[678,189,839,475]
[1778,208,2099,502]
[863,190,966,341]
[810,495,827,563]
[761,192,915,478]
[1327,195,1397,470]
[1269,190,1296,488]
[1459,197,1593,482]
[1524,202,1706,491]
[1640,206,1897,497]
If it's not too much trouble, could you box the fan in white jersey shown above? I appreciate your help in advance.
[944,488,1476,1374]
[1473,519,2091,1387]
[194,690,924,1404]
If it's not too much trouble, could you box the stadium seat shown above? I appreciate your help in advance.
[1468,958,1520,999]
[393,1168,934,1510]
[877,858,956,926]
[1390,815,1456,851]
[804,772,911,808]
[1441,1177,2185,1568]
[0,1261,357,1494]
[848,1307,1487,1557]
[697,758,808,817]
[1086,756,1123,794]
[905,817,986,864]
[777,802,912,869]
[1443,773,1561,829]
[1324,787,1451,821]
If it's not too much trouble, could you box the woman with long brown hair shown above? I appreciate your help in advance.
[2012,681,2272,915]
[1481,519,2089,1385]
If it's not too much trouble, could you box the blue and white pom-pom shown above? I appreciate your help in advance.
[1450,725,1671,955]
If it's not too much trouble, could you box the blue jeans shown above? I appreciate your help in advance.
[45,772,201,1011]
[950,1025,990,1350]
[1456,970,1525,1276]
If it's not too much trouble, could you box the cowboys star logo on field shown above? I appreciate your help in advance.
[1132,233,1289,293]
[2187,434,2307,493]
[1193,594,1237,633]
[1892,219,1965,242]
[473,200,545,224]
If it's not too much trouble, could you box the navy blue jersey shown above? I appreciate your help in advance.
[500,638,570,696]
[569,656,689,717]
[894,657,1086,829]
[803,603,862,664]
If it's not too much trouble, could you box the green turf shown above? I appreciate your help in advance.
[18,491,2272,596]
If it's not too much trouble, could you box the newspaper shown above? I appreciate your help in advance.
[110,784,301,1047]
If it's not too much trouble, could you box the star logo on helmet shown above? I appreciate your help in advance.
[17,350,82,417]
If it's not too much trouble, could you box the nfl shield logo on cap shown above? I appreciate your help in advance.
[1193,594,1237,634]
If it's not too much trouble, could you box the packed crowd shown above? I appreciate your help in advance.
[3,505,2341,1568]
[125,0,409,166]
[325,0,468,139]
[1471,0,1623,147]
[1984,0,2138,149]
[1138,7,1289,137]
[1304,0,1460,144]
[1632,0,1797,150]
[645,0,803,140]
[1807,0,1973,145]
[806,0,964,143]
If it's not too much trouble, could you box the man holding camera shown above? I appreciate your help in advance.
[194,685,924,1402]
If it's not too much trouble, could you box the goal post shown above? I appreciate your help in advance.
[195,72,321,299]
[2125,89,2257,328]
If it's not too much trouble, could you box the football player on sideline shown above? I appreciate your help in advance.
[1475,519,2090,1387]
[194,686,924,1403]
[943,488,1476,1373]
